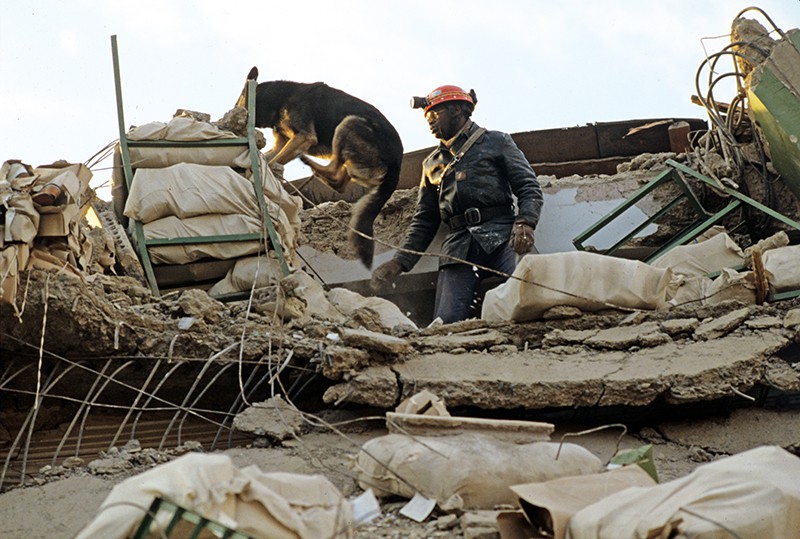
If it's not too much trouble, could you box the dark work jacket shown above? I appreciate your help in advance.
[395,122,543,271]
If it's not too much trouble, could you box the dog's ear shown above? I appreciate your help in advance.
[236,67,259,109]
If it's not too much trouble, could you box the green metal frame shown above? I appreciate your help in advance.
[111,35,289,297]
[132,497,254,539]
[573,159,800,264]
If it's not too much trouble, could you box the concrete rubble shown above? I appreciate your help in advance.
[322,304,796,410]
[2,8,800,539]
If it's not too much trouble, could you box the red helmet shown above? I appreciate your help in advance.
[411,85,476,113]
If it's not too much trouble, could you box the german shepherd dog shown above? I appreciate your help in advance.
[237,67,403,268]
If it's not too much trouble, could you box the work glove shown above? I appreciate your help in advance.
[509,221,535,255]
[370,258,404,290]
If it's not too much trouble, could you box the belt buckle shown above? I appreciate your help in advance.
[464,207,481,226]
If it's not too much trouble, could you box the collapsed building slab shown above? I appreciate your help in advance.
[323,326,792,410]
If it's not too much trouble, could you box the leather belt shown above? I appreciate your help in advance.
[447,206,512,230]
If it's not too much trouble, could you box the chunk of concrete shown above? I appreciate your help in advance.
[318,345,372,380]
[764,359,800,391]
[339,327,411,355]
[693,307,750,340]
[542,305,583,320]
[418,328,509,352]
[322,365,398,408]
[177,288,227,324]
[87,457,132,475]
[784,308,800,328]
[232,395,303,441]
[542,328,599,347]
[745,316,783,329]
[584,322,670,350]
[659,318,700,336]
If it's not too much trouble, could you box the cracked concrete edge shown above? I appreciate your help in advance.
[322,333,794,410]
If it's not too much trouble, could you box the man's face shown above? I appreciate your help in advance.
[425,104,462,140]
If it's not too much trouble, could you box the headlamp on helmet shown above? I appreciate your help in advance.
[410,85,477,113]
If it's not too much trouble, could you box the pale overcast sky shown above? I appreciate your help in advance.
[2,0,798,196]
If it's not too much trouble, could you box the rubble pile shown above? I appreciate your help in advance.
[0,160,113,311]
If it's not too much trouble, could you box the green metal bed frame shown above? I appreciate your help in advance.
[110,35,289,297]
[132,497,254,539]
[572,158,800,300]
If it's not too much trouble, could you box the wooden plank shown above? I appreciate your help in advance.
[386,412,554,443]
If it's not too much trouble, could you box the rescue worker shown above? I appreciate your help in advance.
[370,85,543,323]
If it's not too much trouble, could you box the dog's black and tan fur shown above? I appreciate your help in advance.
[238,67,403,268]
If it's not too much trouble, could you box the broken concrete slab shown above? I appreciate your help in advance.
[542,328,599,347]
[323,365,398,408]
[583,322,670,350]
[325,333,789,409]
[764,361,800,391]
[542,323,675,350]
[745,315,783,329]
[659,318,700,336]
[693,307,750,340]
[316,345,373,380]
[338,327,411,355]
[232,396,304,441]
[417,327,510,352]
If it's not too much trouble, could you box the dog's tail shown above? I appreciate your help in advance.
[349,164,400,268]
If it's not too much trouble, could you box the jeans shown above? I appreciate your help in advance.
[433,240,517,324]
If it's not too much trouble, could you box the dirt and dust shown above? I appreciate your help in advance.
[0,406,764,539]
[299,187,420,262]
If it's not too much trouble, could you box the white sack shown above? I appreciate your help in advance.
[649,232,745,276]
[110,148,250,223]
[124,163,261,224]
[567,445,800,539]
[285,270,346,322]
[667,268,756,307]
[705,267,756,304]
[125,118,251,168]
[142,214,263,265]
[129,146,252,169]
[76,452,352,539]
[354,433,602,511]
[127,117,237,141]
[207,255,285,296]
[115,119,303,268]
[482,251,672,322]
[124,117,251,169]
[763,244,800,292]
[328,287,418,330]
